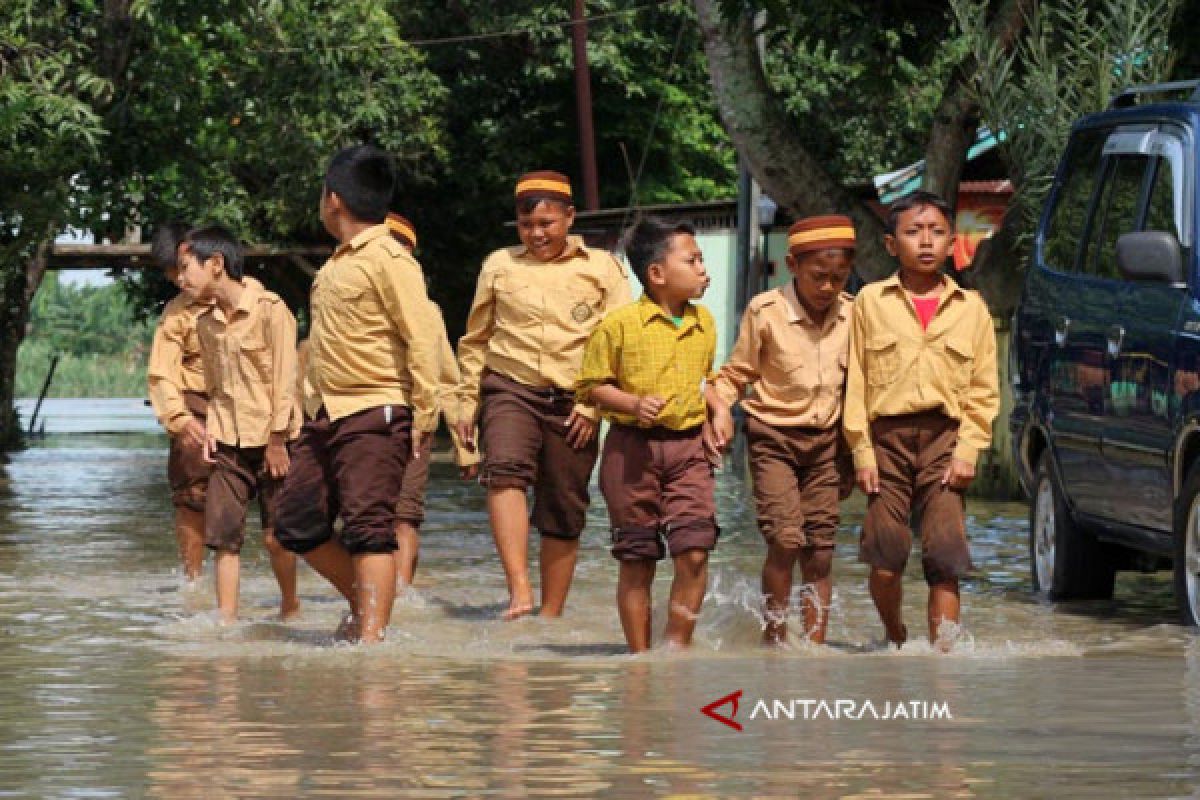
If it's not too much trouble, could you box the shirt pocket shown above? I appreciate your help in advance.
[238,330,272,385]
[558,284,606,331]
[770,352,810,399]
[943,335,975,390]
[493,275,539,328]
[864,333,900,387]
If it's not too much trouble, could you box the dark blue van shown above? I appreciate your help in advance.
[1011,81,1200,625]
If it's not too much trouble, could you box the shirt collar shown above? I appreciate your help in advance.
[211,279,260,324]
[636,293,705,333]
[782,281,849,329]
[515,234,587,262]
[880,270,965,301]
[333,223,391,258]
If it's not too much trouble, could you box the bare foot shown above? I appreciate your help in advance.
[502,599,534,621]
[888,623,908,649]
[278,603,301,622]
[334,611,359,642]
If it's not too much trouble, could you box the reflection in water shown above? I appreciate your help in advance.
[0,434,1199,797]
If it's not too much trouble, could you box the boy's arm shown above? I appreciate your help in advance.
[571,255,634,423]
[952,305,1000,466]
[147,310,194,436]
[435,313,481,468]
[711,305,760,410]
[268,302,298,438]
[455,259,497,427]
[371,257,440,433]
[842,302,874,470]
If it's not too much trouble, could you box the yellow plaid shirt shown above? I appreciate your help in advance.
[577,294,717,430]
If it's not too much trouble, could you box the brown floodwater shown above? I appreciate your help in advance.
[2,432,1199,798]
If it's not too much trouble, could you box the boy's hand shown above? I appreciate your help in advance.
[202,433,219,465]
[453,419,477,452]
[941,457,975,491]
[412,430,432,460]
[856,466,880,495]
[265,435,290,479]
[564,409,597,449]
[633,395,667,426]
[708,404,734,452]
[701,421,723,467]
[182,417,207,451]
[460,464,480,481]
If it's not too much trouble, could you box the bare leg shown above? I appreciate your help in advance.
[301,539,357,609]
[761,542,799,646]
[175,507,206,581]
[617,560,656,653]
[263,530,299,619]
[214,551,239,624]
[393,521,420,587]
[487,488,534,619]
[538,536,579,617]
[352,552,397,645]
[869,567,907,646]
[663,549,709,649]
[928,578,961,651]
[797,548,833,645]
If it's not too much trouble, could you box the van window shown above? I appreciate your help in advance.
[1084,155,1150,279]
[1143,156,1180,240]
[1042,129,1107,273]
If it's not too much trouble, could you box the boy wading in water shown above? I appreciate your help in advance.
[455,171,632,619]
[711,215,856,646]
[275,145,442,644]
[843,191,999,650]
[578,216,724,652]
[178,226,300,623]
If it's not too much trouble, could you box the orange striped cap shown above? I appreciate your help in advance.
[515,170,573,204]
[787,214,856,254]
[385,212,417,249]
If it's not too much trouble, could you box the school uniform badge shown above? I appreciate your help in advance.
[571,301,593,323]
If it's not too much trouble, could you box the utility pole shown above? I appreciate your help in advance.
[571,0,601,210]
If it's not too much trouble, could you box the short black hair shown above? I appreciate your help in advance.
[886,190,955,234]
[151,221,190,271]
[324,144,395,224]
[182,225,245,280]
[622,215,696,287]
[516,195,572,216]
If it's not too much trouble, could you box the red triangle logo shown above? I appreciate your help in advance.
[700,689,743,732]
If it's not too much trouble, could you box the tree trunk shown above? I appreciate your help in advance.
[0,240,50,453]
[693,0,894,281]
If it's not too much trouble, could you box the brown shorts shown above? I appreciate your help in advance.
[478,371,598,539]
[166,391,212,512]
[598,424,718,562]
[275,405,412,556]
[746,415,842,550]
[860,411,973,584]
[204,444,283,553]
[394,434,434,527]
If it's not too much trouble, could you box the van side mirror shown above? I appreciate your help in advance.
[1116,231,1185,284]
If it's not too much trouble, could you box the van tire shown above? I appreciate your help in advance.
[1172,461,1200,627]
[1029,452,1116,600]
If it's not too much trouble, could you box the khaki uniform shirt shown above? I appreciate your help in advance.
[305,225,441,432]
[577,295,717,431]
[713,283,852,430]
[428,304,478,467]
[197,281,299,448]
[843,273,999,469]
[457,235,633,423]
[147,277,264,435]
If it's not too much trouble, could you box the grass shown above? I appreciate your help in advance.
[16,338,149,399]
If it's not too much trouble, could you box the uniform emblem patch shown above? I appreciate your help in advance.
[571,302,593,323]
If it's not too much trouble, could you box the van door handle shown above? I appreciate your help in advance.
[1054,317,1071,346]
[1107,325,1125,357]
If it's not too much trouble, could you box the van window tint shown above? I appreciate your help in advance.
[1143,156,1179,240]
[1043,129,1106,273]
[1085,155,1149,279]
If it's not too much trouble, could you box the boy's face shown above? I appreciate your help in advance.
[516,199,575,262]
[786,247,852,314]
[176,245,221,302]
[647,232,708,301]
[884,204,955,276]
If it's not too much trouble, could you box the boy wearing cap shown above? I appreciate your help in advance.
[148,222,211,582]
[578,216,721,653]
[179,226,300,623]
[844,191,998,650]
[455,171,632,619]
[275,145,442,645]
[384,212,480,586]
[710,215,856,646]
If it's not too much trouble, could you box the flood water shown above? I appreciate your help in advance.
[2,433,1200,798]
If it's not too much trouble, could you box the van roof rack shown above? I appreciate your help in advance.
[1110,80,1200,109]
